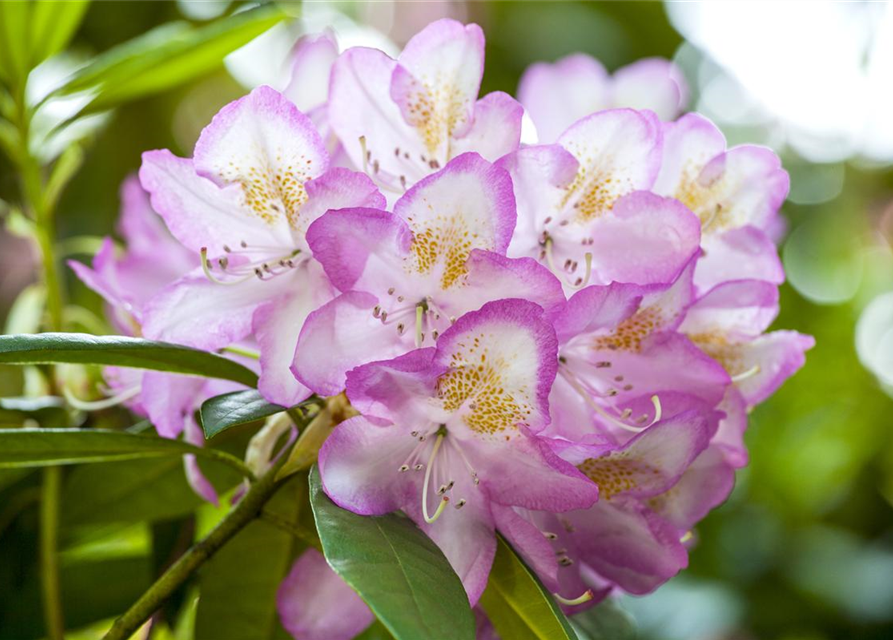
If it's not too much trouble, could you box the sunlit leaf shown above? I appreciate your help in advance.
[53,5,286,115]
[29,0,91,67]
[0,2,30,86]
[480,536,578,640]
[200,390,285,439]
[309,466,475,640]
[0,333,258,386]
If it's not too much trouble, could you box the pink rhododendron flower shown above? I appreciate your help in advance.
[318,299,598,603]
[139,85,384,405]
[519,54,689,143]
[498,110,702,292]
[68,16,818,634]
[653,113,790,292]
[328,19,523,195]
[294,152,564,395]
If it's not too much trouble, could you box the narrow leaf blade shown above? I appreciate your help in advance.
[200,390,285,439]
[0,428,249,479]
[0,333,258,386]
[480,536,578,640]
[309,466,475,640]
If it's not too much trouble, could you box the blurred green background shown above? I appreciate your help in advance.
[2,2,892,639]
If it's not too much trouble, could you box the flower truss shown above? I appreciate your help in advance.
[72,18,813,640]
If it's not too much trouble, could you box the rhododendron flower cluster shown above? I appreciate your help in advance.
[72,18,812,640]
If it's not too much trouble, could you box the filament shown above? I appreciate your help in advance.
[64,384,141,411]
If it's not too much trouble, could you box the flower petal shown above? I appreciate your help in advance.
[254,264,332,406]
[568,498,688,595]
[696,226,785,292]
[283,32,339,113]
[395,152,516,290]
[498,144,579,260]
[574,406,716,500]
[300,168,386,227]
[345,347,440,427]
[556,108,663,220]
[518,54,610,144]
[456,250,566,316]
[610,58,687,121]
[140,371,207,439]
[491,503,560,591]
[182,414,220,506]
[142,268,295,350]
[435,299,558,434]
[139,150,280,257]
[450,91,523,161]
[277,548,374,640]
[585,191,701,286]
[292,291,408,397]
[306,207,412,294]
[328,46,424,184]
[648,446,736,532]
[318,415,413,516]
[390,19,484,152]
[193,85,329,235]
[682,279,780,338]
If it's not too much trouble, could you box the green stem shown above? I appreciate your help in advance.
[40,466,64,640]
[102,464,288,640]
[15,84,67,640]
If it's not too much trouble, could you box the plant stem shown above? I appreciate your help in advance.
[102,465,288,640]
[39,466,64,640]
[15,84,67,640]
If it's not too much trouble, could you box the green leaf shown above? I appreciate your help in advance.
[570,599,637,640]
[0,428,252,478]
[309,466,475,640]
[29,0,91,67]
[480,536,578,640]
[0,333,259,386]
[0,2,30,86]
[55,5,285,115]
[200,389,285,439]
[60,455,240,526]
[195,480,303,640]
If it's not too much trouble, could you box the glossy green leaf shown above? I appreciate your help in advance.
[0,333,258,386]
[0,428,251,477]
[54,5,285,114]
[309,466,475,640]
[200,389,285,439]
[570,599,637,640]
[480,536,578,640]
[29,0,91,67]
[195,480,302,640]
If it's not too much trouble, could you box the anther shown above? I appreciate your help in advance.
[558,557,574,567]
[454,499,466,509]
[399,464,409,472]
[543,532,558,540]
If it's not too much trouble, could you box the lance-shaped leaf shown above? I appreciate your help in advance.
[0,428,252,478]
[52,5,285,115]
[0,333,258,386]
[480,536,578,640]
[28,0,91,68]
[309,467,475,640]
[200,390,287,439]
